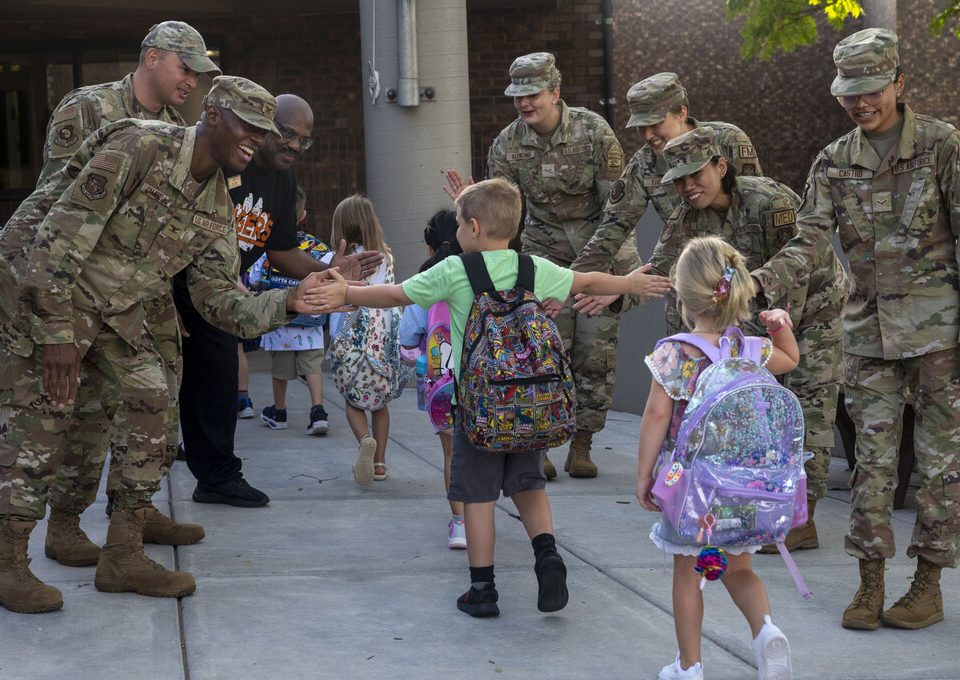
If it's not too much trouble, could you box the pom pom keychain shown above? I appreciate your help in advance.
[694,513,728,590]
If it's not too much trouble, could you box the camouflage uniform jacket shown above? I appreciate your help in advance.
[486,100,631,269]
[1,120,292,359]
[573,118,761,273]
[753,105,960,359]
[39,73,185,185]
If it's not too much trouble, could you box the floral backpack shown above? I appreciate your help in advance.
[651,327,811,596]
[330,263,411,410]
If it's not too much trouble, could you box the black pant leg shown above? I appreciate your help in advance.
[173,273,243,486]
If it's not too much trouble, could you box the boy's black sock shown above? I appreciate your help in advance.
[531,533,557,563]
[469,565,495,588]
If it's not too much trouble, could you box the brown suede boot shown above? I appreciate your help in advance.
[543,455,558,481]
[842,558,886,630]
[0,519,63,613]
[564,431,598,478]
[759,497,819,554]
[94,507,196,598]
[44,508,101,567]
[881,558,944,629]
[142,505,205,546]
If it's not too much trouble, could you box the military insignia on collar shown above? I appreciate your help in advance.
[80,173,108,201]
[608,179,625,205]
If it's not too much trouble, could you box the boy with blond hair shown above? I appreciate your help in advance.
[311,178,670,616]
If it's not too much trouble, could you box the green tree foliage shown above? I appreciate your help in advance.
[725,0,960,61]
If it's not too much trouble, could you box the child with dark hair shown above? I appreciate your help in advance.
[399,209,465,548]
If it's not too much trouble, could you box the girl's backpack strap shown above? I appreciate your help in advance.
[655,333,721,363]
[720,326,763,363]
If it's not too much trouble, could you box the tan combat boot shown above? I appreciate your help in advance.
[759,497,819,554]
[142,505,205,546]
[881,558,944,629]
[841,558,886,630]
[0,519,63,613]
[564,431,597,478]
[94,507,196,598]
[44,508,101,567]
[543,455,558,481]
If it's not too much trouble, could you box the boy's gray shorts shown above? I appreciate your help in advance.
[447,417,547,503]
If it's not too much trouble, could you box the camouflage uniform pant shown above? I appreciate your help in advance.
[45,299,181,514]
[0,326,170,520]
[523,228,638,434]
[842,348,960,568]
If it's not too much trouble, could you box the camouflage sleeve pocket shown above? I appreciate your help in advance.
[598,135,625,181]
[48,104,84,160]
[68,151,127,213]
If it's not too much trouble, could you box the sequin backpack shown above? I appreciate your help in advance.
[457,252,576,453]
[653,327,813,565]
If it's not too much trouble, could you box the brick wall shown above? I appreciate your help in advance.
[896,0,960,129]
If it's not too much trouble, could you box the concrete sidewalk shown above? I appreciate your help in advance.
[3,354,958,679]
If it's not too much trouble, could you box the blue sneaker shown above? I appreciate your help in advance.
[237,394,254,419]
[260,405,288,430]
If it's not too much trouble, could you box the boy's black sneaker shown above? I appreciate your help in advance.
[307,404,329,436]
[456,584,500,618]
[261,405,288,430]
[535,550,569,613]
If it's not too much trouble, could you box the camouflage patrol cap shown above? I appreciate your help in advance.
[830,28,899,97]
[504,52,559,96]
[661,127,721,184]
[142,21,221,75]
[626,72,687,128]
[203,76,281,136]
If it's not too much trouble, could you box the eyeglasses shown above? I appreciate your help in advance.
[836,88,888,109]
[276,122,313,150]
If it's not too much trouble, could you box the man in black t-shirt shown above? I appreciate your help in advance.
[174,94,382,507]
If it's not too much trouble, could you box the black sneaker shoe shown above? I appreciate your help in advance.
[261,405,288,430]
[535,550,569,613]
[192,478,270,507]
[457,584,500,618]
[307,405,329,436]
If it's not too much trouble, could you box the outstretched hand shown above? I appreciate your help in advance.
[627,263,671,300]
[289,269,356,314]
[331,239,384,280]
[442,168,474,202]
[299,268,351,313]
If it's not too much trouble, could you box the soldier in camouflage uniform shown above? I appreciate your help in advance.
[571,72,763,336]
[0,76,330,614]
[458,52,640,478]
[29,20,221,570]
[651,129,847,555]
[753,29,960,631]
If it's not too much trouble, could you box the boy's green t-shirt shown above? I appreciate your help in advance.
[401,250,574,377]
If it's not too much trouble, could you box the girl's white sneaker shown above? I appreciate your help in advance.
[752,615,792,679]
[658,654,704,680]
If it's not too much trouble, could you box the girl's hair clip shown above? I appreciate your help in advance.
[711,266,736,306]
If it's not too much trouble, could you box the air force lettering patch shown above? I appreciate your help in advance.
[192,214,231,235]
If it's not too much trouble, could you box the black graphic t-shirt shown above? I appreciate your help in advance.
[227,160,299,272]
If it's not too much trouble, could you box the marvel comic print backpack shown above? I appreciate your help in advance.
[457,252,575,453]
[652,327,806,547]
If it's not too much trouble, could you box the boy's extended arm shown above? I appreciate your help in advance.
[570,268,671,300]
[344,283,412,309]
